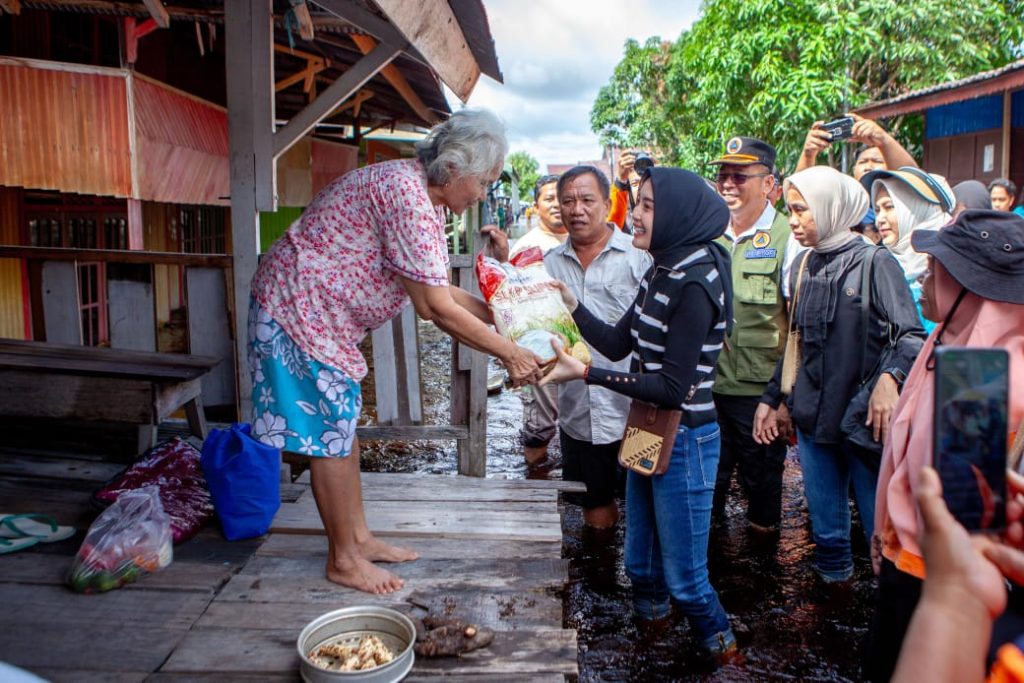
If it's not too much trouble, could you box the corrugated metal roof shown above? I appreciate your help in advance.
[856,59,1024,119]
[18,0,505,128]
[0,61,133,198]
[132,75,230,205]
[449,0,502,84]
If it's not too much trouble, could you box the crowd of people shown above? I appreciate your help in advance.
[248,106,1024,678]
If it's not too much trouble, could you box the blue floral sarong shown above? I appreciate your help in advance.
[247,298,362,458]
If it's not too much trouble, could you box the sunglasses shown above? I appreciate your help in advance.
[715,172,770,186]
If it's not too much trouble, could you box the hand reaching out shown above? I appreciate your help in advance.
[617,152,636,182]
[480,224,509,263]
[552,280,578,313]
[538,338,586,387]
[501,344,544,388]
[801,121,833,158]
[915,466,1007,620]
[849,113,889,148]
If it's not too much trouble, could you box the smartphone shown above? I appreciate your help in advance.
[822,116,855,142]
[933,347,1010,532]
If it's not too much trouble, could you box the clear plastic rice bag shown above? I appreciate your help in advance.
[69,487,173,593]
[476,247,591,367]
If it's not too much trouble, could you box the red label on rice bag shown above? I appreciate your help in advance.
[475,247,545,302]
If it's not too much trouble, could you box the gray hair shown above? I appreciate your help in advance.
[415,108,508,186]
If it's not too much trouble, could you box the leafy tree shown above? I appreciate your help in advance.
[507,150,540,204]
[593,0,1024,172]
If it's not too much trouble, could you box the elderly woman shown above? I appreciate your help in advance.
[543,168,739,661]
[863,167,954,333]
[865,210,1024,682]
[755,166,926,586]
[249,109,542,594]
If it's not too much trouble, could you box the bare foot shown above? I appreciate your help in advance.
[358,534,420,563]
[326,554,404,594]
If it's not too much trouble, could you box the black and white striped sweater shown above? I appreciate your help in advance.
[574,244,728,428]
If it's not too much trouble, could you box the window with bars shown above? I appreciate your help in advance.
[24,193,128,346]
[179,206,226,254]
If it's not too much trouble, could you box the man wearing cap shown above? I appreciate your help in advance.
[511,174,569,464]
[710,136,798,537]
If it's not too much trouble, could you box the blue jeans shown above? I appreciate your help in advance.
[625,421,735,653]
[797,431,878,582]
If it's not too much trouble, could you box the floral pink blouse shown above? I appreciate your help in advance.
[252,158,449,381]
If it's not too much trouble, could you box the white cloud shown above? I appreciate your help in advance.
[453,0,702,171]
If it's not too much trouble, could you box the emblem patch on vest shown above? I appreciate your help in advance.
[752,231,771,248]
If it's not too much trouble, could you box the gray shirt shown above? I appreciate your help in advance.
[544,227,652,444]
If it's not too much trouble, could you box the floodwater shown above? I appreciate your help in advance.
[360,322,875,682]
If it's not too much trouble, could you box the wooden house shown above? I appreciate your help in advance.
[0,1,503,470]
[855,59,1024,189]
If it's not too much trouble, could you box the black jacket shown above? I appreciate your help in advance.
[761,239,926,444]
[576,168,732,427]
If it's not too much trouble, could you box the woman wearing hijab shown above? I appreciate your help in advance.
[952,179,992,218]
[864,167,955,333]
[755,166,926,586]
[542,167,739,660]
[865,210,1024,682]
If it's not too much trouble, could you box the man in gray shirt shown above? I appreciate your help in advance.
[545,165,651,528]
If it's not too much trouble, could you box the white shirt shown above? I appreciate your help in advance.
[721,202,806,299]
[510,225,568,258]
[544,228,652,444]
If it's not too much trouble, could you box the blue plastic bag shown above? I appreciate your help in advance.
[200,423,281,541]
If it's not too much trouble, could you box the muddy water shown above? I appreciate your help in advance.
[361,322,875,681]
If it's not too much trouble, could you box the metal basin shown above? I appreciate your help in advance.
[297,606,416,683]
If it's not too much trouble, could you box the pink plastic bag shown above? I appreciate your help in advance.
[94,437,214,543]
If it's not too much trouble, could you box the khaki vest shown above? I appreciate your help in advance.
[714,210,791,396]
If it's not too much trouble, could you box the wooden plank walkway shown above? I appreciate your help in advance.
[0,450,581,681]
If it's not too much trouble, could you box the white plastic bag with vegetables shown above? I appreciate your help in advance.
[475,247,591,370]
[68,486,172,593]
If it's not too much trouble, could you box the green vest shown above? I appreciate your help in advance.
[714,209,791,396]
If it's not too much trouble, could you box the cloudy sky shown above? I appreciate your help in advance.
[451,0,702,172]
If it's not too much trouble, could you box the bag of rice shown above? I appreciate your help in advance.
[476,247,591,367]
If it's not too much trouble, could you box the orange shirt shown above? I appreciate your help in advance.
[607,183,629,230]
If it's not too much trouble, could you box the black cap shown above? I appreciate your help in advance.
[911,210,1024,304]
[710,136,776,169]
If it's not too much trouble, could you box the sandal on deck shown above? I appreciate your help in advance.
[0,514,76,543]
[0,535,40,555]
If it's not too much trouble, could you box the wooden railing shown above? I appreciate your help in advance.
[2,239,490,476]
[0,245,237,411]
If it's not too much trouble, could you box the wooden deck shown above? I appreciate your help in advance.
[0,447,581,681]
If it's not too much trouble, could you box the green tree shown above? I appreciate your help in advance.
[507,150,540,204]
[593,0,1024,172]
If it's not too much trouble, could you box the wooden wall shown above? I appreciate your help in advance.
[0,60,132,198]
[141,202,181,325]
[0,187,27,339]
[924,126,1024,193]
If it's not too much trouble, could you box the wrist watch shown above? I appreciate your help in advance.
[613,179,630,191]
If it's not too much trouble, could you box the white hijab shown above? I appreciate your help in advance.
[784,166,868,254]
[871,178,952,278]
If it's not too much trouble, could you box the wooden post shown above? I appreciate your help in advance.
[225,0,274,420]
[1002,90,1012,179]
[451,205,488,477]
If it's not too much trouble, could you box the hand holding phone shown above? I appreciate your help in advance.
[822,116,855,142]
[933,348,1010,532]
